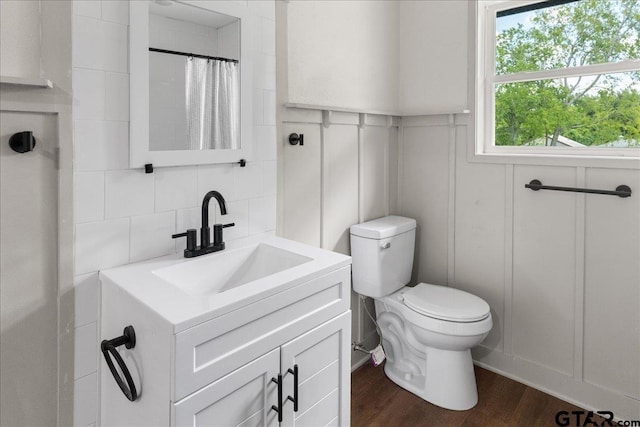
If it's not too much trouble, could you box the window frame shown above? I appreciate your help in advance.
[475,0,640,164]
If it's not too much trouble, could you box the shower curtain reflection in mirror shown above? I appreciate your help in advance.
[185,58,240,150]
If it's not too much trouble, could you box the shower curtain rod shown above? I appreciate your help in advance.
[149,47,238,63]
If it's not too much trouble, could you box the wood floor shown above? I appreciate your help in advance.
[351,362,602,427]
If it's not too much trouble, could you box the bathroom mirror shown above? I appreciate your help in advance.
[130,0,252,168]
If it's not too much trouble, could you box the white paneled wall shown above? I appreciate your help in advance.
[398,114,640,420]
[71,1,277,425]
[278,108,398,369]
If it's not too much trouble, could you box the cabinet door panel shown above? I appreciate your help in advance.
[298,360,339,414]
[280,312,351,426]
[172,348,280,427]
[295,389,340,427]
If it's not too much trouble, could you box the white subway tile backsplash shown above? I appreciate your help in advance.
[263,90,276,125]
[73,68,105,120]
[222,200,249,241]
[102,21,128,73]
[74,322,97,380]
[73,16,103,70]
[73,0,101,20]
[74,273,99,328]
[262,18,276,55]
[105,72,129,121]
[253,54,276,91]
[75,218,129,275]
[262,161,276,196]
[74,120,129,171]
[155,167,198,212]
[250,1,275,21]
[253,125,277,161]
[74,172,104,223]
[105,170,154,218]
[249,196,276,235]
[234,162,263,200]
[252,88,264,126]
[101,0,129,25]
[176,207,200,232]
[73,373,98,427]
[197,164,235,201]
[130,212,176,263]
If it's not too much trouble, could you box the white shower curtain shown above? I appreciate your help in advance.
[185,58,240,150]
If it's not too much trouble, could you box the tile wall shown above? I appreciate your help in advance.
[71,1,276,425]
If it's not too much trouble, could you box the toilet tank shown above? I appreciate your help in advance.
[350,216,416,298]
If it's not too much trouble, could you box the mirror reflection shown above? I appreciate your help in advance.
[148,1,240,152]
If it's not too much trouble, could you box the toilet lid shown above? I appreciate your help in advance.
[402,283,490,322]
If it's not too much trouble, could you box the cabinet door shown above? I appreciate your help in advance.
[280,312,351,427]
[173,348,280,427]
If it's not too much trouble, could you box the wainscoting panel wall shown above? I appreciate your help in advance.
[583,168,640,400]
[279,108,398,369]
[512,165,577,376]
[398,113,640,420]
[323,124,359,255]
[281,122,322,246]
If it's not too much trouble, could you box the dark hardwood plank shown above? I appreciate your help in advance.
[351,362,604,427]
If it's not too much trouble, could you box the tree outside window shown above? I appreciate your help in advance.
[492,0,640,149]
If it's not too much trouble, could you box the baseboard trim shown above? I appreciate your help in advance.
[472,348,639,421]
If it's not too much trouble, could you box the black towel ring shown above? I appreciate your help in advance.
[101,326,138,402]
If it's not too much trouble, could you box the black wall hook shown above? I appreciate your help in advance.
[289,133,304,146]
[101,326,138,402]
[9,131,36,153]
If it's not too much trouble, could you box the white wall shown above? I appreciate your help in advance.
[0,1,74,426]
[398,0,468,114]
[71,1,277,425]
[396,1,640,420]
[277,1,401,370]
[279,0,639,417]
[283,0,399,113]
[0,0,41,79]
[278,109,398,370]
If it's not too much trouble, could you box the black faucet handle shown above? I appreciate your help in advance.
[213,223,235,246]
[172,229,197,251]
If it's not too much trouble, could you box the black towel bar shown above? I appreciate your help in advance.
[525,179,631,198]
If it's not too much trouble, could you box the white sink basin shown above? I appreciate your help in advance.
[99,236,351,332]
[153,243,312,296]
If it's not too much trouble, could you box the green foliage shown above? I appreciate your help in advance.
[495,0,640,147]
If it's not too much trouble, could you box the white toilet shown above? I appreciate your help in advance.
[350,215,492,411]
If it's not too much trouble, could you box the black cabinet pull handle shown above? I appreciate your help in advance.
[270,374,283,422]
[286,364,298,412]
[101,326,138,402]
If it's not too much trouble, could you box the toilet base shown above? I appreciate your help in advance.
[383,347,478,411]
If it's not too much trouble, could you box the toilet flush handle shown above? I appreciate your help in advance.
[381,242,391,249]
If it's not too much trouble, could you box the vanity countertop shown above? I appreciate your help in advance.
[100,236,351,333]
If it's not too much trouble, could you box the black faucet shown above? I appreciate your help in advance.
[172,191,235,258]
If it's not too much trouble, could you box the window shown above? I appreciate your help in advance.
[477,0,640,158]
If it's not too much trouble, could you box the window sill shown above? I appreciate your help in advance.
[468,149,640,169]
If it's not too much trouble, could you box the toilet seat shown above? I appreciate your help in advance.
[380,288,492,337]
[402,283,490,322]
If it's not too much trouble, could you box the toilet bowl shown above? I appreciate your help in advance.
[375,285,491,410]
[350,216,492,410]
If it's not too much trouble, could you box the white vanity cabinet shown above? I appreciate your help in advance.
[173,313,350,427]
[100,244,351,427]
